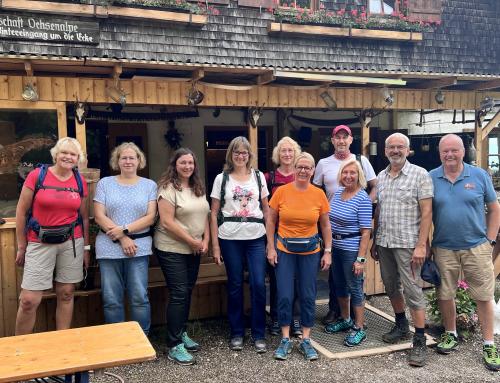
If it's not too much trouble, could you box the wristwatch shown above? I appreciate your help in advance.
[489,239,497,247]
[356,257,366,263]
[324,247,332,253]
[83,245,91,251]
[122,225,129,235]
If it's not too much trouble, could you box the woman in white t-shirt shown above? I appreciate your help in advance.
[210,136,269,354]
[154,148,210,366]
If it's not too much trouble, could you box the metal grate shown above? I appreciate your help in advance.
[311,303,413,358]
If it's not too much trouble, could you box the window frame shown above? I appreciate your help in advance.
[367,0,400,15]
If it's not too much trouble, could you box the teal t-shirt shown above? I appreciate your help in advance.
[430,163,496,250]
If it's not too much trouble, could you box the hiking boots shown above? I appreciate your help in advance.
[269,320,280,336]
[344,327,367,347]
[254,338,267,354]
[322,310,338,325]
[483,344,500,372]
[168,343,195,366]
[408,334,427,367]
[292,319,303,337]
[436,332,458,355]
[274,337,293,360]
[382,318,411,344]
[181,332,200,352]
[324,317,353,334]
[229,336,244,351]
[299,338,318,361]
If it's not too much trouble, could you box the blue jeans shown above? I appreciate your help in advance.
[219,236,266,340]
[332,248,364,307]
[275,250,321,328]
[156,249,200,347]
[98,256,151,334]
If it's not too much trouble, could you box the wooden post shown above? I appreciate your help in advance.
[248,107,260,168]
[360,111,372,157]
[56,102,67,138]
[475,110,484,168]
[75,120,87,165]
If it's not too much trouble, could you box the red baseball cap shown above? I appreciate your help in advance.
[331,125,352,137]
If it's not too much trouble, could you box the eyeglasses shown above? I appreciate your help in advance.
[233,150,249,157]
[295,165,313,172]
[386,145,407,151]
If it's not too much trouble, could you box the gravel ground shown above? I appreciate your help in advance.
[90,294,500,383]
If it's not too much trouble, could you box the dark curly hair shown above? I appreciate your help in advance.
[157,147,205,197]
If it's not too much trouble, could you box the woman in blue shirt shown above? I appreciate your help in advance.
[324,158,372,346]
[94,142,157,334]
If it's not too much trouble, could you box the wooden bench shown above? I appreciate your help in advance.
[0,321,156,383]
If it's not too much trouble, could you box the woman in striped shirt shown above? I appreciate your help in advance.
[324,158,372,346]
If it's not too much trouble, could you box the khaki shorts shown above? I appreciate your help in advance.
[21,237,84,291]
[377,246,426,310]
[433,241,495,301]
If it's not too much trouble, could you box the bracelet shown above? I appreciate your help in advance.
[324,247,332,253]
[83,245,91,251]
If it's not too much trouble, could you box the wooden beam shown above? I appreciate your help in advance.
[191,69,204,82]
[474,111,483,168]
[57,102,67,138]
[248,109,258,168]
[257,72,275,85]
[23,61,33,77]
[463,79,500,91]
[112,64,122,80]
[413,77,457,89]
[75,120,87,161]
[360,112,372,157]
[274,70,407,85]
[481,109,500,140]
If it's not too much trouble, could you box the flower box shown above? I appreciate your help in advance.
[1,0,208,26]
[268,22,422,41]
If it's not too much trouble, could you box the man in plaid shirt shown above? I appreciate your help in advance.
[371,132,433,367]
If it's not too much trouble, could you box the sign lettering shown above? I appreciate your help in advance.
[0,14,99,45]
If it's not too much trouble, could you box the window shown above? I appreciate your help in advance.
[368,0,398,15]
[0,110,57,217]
[280,0,319,10]
[489,133,500,177]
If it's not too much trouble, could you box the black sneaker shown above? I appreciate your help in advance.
[408,334,427,367]
[292,319,303,337]
[382,319,411,344]
[322,310,338,325]
[269,320,280,336]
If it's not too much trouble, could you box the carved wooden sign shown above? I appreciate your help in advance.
[0,13,99,45]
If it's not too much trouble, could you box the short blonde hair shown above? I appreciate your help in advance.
[294,152,315,168]
[224,136,254,173]
[109,142,147,171]
[271,136,301,165]
[50,137,86,166]
[337,158,367,189]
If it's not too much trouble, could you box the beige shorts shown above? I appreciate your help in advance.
[21,237,84,291]
[433,241,495,301]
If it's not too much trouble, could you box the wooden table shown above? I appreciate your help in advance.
[0,321,156,383]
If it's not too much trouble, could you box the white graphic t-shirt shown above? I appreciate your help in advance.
[210,170,269,240]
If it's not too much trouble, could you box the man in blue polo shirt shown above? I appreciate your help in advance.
[430,134,500,372]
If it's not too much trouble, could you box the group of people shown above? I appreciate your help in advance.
[13,125,500,371]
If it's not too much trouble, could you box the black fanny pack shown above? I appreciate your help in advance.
[277,234,319,254]
[38,223,76,244]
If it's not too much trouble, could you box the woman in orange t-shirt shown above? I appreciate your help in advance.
[267,152,332,361]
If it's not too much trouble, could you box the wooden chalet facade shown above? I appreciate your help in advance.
[0,0,499,336]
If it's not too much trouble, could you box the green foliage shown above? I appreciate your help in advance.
[426,280,479,338]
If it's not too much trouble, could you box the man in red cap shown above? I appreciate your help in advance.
[313,124,377,325]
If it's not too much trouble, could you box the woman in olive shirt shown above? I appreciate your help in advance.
[154,148,210,366]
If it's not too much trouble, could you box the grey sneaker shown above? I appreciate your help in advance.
[254,338,267,354]
[408,334,427,367]
[229,336,244,351]
[382,319,411,344]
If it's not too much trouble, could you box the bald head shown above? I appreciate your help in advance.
[439,134,465,170]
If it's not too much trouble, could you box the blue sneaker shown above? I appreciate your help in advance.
[299,338,318,361]
[344,327,367,347]
[168,343,195,365]
[274,338,293,360]
[182,332,200,352]
[325,318,353,334]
